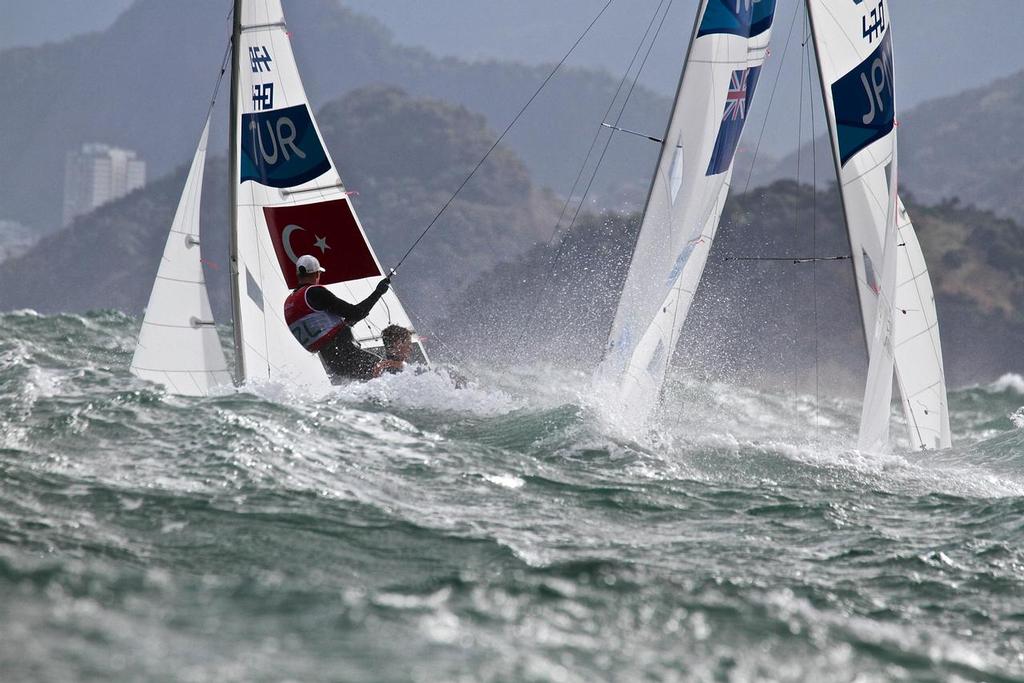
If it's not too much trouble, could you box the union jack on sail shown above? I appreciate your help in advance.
[723,69,751,120]
[706,66,761,175]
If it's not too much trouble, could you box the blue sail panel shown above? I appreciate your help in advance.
[698,0,776,39]
[240,104,331,187]
[831,30,894,166]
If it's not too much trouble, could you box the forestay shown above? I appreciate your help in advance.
[807,0,950,449]
[230,0,424,387]
[596,0,777,420]
[130,118,232,396]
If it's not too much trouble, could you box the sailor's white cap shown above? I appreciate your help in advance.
[296,254,326,275]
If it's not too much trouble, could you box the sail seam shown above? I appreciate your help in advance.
[153,275,205,285]
[240,22,286,32]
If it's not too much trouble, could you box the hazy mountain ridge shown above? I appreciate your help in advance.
[0,0,668,234]
[0,87,559,324]
[762,69,1024,222]
[2,81,1019,388]
[442,181,1024,388]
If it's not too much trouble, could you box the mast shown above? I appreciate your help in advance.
[804,0,869,356]
[617,0,707,322]
[228,0,245,384]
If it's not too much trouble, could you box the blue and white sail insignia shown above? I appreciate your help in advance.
[706,66,761,175]
[240,104,331,187]
[831,30,893,165]
[698,0,777,39]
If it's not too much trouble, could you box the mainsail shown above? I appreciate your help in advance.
[596,0,777,419]
[130,118,232,396]
[806,0,950,449]
[229,0,424,386]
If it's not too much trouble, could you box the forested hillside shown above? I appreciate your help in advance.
[0,88,559,323]
[442,181,1024,388]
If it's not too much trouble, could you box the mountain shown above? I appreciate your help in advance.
[345,0,1024,118]
[441,181,1024,388]
[0,87,559,324]
[0,0,668,237]
[762,69,1024,222]
[0,1,132,50]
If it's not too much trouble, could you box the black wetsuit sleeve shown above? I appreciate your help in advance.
[306,285,385,324]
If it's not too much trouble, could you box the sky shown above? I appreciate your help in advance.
[4,0,1022,161]
[0,0,132,49]
[343,0,1024,110]
[6,1,1022,108]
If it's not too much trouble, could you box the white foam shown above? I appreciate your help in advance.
[986,373,1024,394]
[331,365,522,416]
[482,473,525,489]
[1010,407,1024,429]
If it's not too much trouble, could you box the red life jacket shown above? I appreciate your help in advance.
[283,286,348,352]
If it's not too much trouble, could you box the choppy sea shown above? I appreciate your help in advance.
[2,310,1023,682]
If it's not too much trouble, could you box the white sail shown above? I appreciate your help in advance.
[230,0,424,387]
[130,118,232,396]
[807,0,950,449]
[596,0,777,420]
[893,196,951,449]
[857,144,900,451]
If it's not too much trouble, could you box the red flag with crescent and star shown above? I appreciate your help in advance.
[264,198,381,289]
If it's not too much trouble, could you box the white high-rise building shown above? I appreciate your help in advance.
[62,144,147,226]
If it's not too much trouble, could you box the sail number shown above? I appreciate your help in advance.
[253,84,275,111]
[249,46,273,73]
[861,0,885,43]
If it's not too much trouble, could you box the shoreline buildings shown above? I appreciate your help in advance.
[63,144,146,226]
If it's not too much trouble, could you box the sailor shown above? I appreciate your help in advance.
[370,325,414,378]
[283,254,391,383]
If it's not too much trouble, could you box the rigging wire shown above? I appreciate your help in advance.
[806,11,821,436]
[206,39,233,119]
[719,1,803,259]
[793,4,807,424]
[547,0,672,250]
[562,0,676,240]
[725,255,847,263]
[389,0,618,275]
[507,0,675,361]
[740,0,803,195]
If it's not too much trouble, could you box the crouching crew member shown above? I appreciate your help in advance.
[284,254,391,383]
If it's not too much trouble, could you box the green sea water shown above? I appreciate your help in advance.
[1,310,1023,682]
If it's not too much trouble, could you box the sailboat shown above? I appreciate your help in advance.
[131,0,425,396]
[595,0,778,420]
[806,0,950,450]
[597,0,951,450]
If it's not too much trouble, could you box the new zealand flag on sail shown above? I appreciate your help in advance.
[240,104,331,187]
[706,66,761,176]
[831,30,894,166]
[697,0,776,39]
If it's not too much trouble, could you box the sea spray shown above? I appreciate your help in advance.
[1,311,1023,681]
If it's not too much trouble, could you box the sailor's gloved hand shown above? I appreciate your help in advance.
[374,277,391,295]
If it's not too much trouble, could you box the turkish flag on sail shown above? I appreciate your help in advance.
[264,198,382,289]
